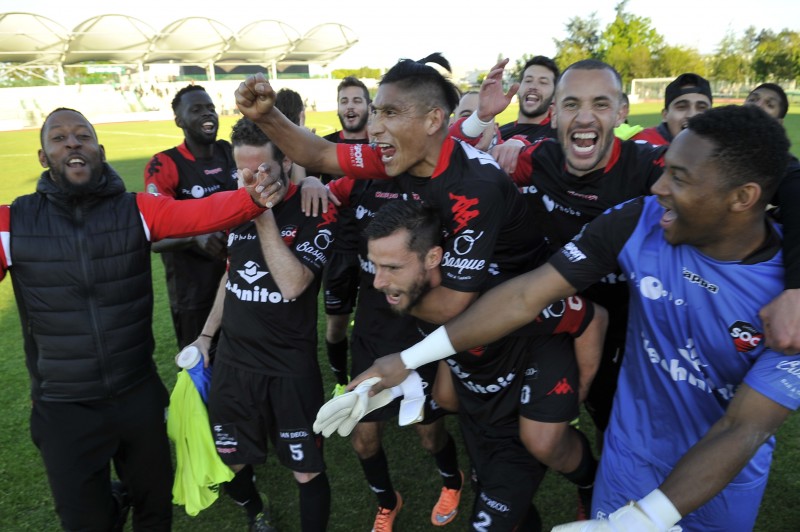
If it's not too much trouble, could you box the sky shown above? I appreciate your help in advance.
[4,0,799,75]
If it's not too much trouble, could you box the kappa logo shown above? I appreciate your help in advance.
[237,260,268,284]
[146,183,159,194]
[546,378,574,396]
[453,229,484,256]
[729,321,763,352]
[448,192,480,233]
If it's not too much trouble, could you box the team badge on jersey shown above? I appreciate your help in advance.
[729,321,763,352]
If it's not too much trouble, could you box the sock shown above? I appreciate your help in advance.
[298,473,331,532]
[224,465,263,521]
[561,429,598,511]
[326,338,349,385]
[432,433,462,490]
[359,447,397,509]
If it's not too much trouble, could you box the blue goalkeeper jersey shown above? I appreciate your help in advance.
[551,195,800,487]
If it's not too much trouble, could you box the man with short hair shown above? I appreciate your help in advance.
[194,117,337,532]
[1,108,274,531]
[499,55,559,143]
[319,76,371,395]
[631,73,712,146]
[358,104,799,532]
[145,84,238,348]
[362,199,605,531]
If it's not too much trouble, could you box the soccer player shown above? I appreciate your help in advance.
[362,200,606,531]
[324,174,463,530]
[498,55,558,143]
[144,84,238,348]
[319,77,371,395]
[454,59,668,444]
[354,105,799,531]
[744,83,800,358]
[235,53,599,521]
[0,108,276,531]
[191,118,337,532]
[631,73,712,146]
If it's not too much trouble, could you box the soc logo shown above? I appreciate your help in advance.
[728,321,763,352]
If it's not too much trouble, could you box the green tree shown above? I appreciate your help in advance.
[654,46,706,77]
[553,13,601,67]
[599,1,665,84]
[710,30,752,83]
[752,29,800,81]
[331,67,382,79]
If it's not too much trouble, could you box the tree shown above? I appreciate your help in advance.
[331,67,382,79]
[553,13,601,67]
[599,1,665,85]
[710,30,752,84]
[654,46,706,78]
[752,29,800,82]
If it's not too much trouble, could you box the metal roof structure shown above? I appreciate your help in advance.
[0,12,358,82]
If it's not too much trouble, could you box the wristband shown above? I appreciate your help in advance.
[637,489,681,531]
[461,111,493,138]
[399,326,456,369]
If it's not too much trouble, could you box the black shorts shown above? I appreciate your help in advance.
[459,415,546,531]
[350,333,448,424]
[323,252,360,315]
[519,334,580,423]
[208,362,325,473]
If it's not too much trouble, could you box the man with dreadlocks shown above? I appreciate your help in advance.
[235,54,606,531]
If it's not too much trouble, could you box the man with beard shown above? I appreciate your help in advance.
[144,84,238,348]
[0,108,277,531]
[357,105,800,532]
[190,118,337,532]
[498,56,559,144]
[318,77,371,395]
[631,73,712,146]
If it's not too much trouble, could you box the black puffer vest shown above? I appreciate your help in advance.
[10,165,156,401]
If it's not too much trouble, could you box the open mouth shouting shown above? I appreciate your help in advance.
[571,131,598,156]
[201,120,217,134]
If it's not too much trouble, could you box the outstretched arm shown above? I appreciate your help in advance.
[235,73,342,175]
[660,383,790,515]
[350,263,578,392]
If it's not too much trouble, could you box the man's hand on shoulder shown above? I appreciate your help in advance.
[760,288,800,353]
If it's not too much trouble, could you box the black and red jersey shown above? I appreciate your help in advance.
[337,137,547,293]
[630,123,672,146]
[499,116,556,144]
[144,140,238,311]
[322,131,369,254]
[216,183,338,377]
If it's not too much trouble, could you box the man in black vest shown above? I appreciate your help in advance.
[144,85,239,348]
[0,108,277,531]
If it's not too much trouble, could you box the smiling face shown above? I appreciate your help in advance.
[368,228,440,315]
[663,92,711,138]
[38,109,105,189]
[552,68,625,176]
[175,89,218,146]
[518,64,556,123]
[368,83,442,177]
[337,85,369,137]
[650,129,733,253]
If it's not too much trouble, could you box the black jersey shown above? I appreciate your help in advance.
[338,137,547,293]
[216,183,337,376]
[775,155,800,288]
[498,116,556,144]
[144,141,238,310]
[322,131,368,254]
[329,176,422,350]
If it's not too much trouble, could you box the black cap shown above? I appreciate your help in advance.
[664,73,712,110]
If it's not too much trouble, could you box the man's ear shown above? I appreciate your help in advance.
[425,246,443,270]
[426,108,446,136]
[100,144,106,162]
[38,149,48,169]
[730,182,763,213]
[281,156,293,176]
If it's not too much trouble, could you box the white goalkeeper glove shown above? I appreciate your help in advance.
[551,490,681,532]
[313,372,427,437]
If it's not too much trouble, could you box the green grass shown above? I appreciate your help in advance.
[1,105,799,531]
